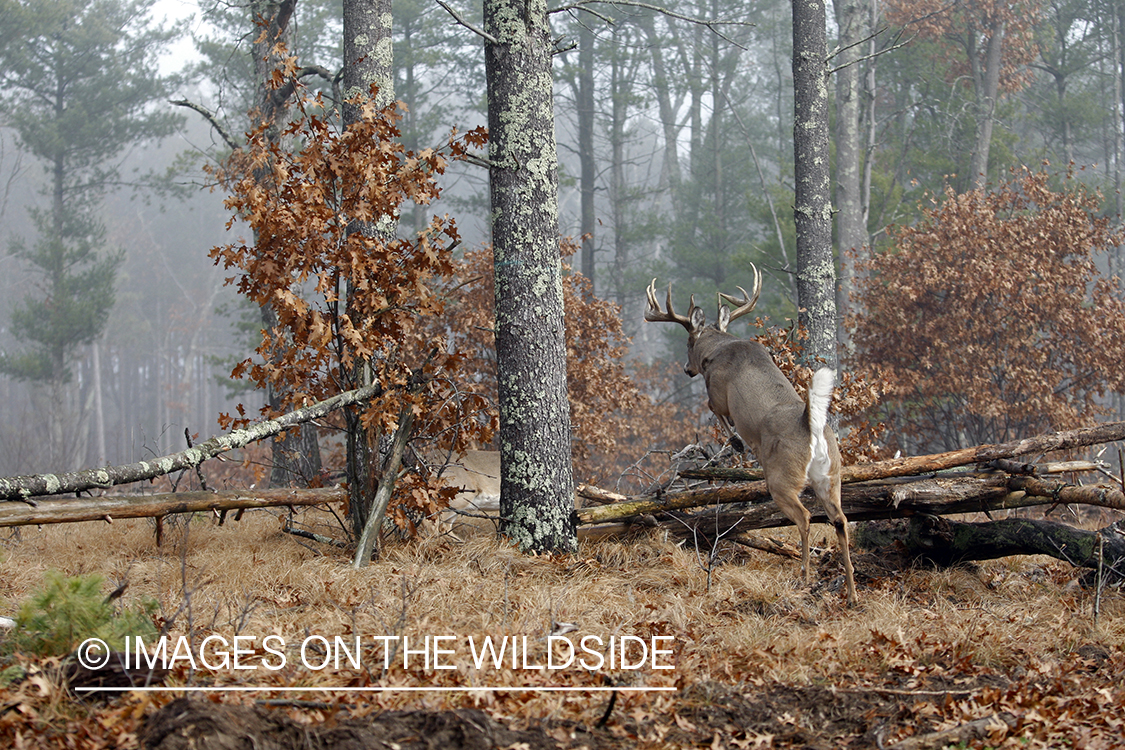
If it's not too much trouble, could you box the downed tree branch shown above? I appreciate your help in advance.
[283,523,348,548]
[0,383,379,502]
[844,421,1125,482]
[0,489,345,528]
[679,449,1113,485]
[577,473,1125,525]
[888,711,1019,750]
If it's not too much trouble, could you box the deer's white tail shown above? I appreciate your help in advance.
[806,368,835,488]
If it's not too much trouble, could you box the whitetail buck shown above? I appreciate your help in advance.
[645,266,857,605]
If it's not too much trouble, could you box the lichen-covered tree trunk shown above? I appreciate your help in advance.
[341,0,394,541]
[484,0,578,555]
[792,0,838,372]
[832,0,866,348]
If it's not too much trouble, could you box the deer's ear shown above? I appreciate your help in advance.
[690,306,707,332]
[716,305,731,333]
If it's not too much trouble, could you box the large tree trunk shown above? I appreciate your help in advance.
[792,0,838,372]
[484,0,578,555]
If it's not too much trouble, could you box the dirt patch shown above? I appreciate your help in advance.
[139,681,958,750]
[141,697,561,750]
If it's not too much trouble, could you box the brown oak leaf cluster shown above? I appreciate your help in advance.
[851,166,1125,452]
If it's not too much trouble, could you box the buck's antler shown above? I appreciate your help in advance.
[718,262,762,322]
[645,278,697,330]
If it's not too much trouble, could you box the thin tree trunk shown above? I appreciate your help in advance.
[484,0,578,554]
[0,382,381,501]
[792,0,838,371]
[639,15,682,204]
[577,22,597,283]
[341,0,395,541]
[833,0,866,348]
[969,21,1005,190]
[248,0,324,490]
[91,342,107,467]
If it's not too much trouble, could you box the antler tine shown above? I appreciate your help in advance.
[644,278,694,330]
[718,262,763,322]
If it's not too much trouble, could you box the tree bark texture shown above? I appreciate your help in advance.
[341,0,395,539]
[832,0,866,344]
[792,0,838,371]
[484,0,578,554]
[0,383,379,501]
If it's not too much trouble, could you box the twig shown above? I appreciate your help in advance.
[283,524,348,548]
[887,711,1018,750]
[435,0,498,44]
[169,99,241,151]
[550,0,752,50]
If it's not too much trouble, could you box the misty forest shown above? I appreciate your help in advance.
[2,0,1125,747]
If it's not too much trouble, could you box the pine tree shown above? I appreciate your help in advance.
[0,0,182,468]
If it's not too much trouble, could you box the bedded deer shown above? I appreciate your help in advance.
[645,266,857,605]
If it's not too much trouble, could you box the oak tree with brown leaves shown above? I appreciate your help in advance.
[852,167,1125,453]
[211,94,491,550]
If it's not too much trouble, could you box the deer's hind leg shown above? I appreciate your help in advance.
[811,474,857,606]
[767,475,813,586]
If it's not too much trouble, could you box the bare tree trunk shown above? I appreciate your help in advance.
[0,382,380,501]
[639,14,682,205]
[91,341,107,467]
[969,21,1005,190]
[792,0,838,372]
[833,0,866,347]
[484,0,577,554]
[577,22,597,283]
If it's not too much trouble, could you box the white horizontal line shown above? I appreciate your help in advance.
[75,685,676,693]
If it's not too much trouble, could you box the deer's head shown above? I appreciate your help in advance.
[644,264,762,377]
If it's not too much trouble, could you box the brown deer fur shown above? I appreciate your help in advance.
[646,268,857,605]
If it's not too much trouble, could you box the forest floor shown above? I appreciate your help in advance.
[1,505,1123,749]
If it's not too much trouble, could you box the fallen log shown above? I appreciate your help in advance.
[843,421,1125,482]
[577,474,1125,526]
[866,515,1125,578]
[0,488,344,528]
[0,383,378,502]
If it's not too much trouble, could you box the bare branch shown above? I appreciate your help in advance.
[170,99,241,151]
[435,0,498,44]
[828,27,912,75]
[550,0,753,50]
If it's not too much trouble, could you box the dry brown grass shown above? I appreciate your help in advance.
[2,508,1123,747]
